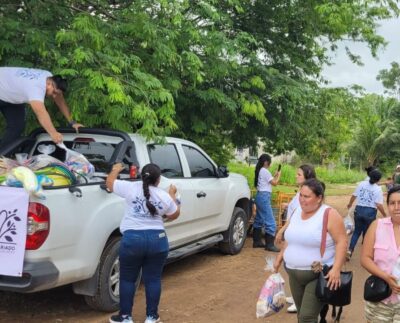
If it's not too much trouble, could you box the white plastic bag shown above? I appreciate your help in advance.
[264,255,276,272]
[57,143,95,178]
[344,212,354,235]
[256,273,286,318]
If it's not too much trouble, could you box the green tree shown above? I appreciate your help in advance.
[294,88,356,164]
[377,62,400,98]
[1,1,183,138]
[347,95,400,168]
[1,1,399,163]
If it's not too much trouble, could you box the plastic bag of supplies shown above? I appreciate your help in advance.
[256,272,286,318]
[57,143,95,179]
[344,212,355,235]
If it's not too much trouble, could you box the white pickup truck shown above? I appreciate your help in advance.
[0,128,251,312]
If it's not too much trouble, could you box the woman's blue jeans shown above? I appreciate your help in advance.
[349,205,377,251]
[119,229,169,319]
[253,191,276,235]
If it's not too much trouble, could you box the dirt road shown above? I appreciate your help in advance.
[0,196,370,323]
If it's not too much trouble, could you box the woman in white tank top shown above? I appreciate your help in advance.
[273,179,347,323]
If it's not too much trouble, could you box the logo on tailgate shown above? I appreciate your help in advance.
[0,208,21,251]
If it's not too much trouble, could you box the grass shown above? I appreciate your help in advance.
[229,161,360,197]
[250,184,356,197]
[229,161,365,185]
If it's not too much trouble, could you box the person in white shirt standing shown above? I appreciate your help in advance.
[347,169,386,260]
[274,164,316,314]
[252,153,281,251]
[106,163,180,323]
[0,67,82,150]
[273,179,347,323]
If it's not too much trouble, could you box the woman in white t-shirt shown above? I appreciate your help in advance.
[253,154,281,251]
[106,163,180,323]
[274,164,316,314]
[347,169,386,260]
[274,179,347,322]
[276,164,317,245]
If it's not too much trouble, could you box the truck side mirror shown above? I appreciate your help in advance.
[217,165,229,178]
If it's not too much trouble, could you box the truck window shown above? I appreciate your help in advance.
[72,142,116,173]
[147,144,183,178]
[182,145,216,178]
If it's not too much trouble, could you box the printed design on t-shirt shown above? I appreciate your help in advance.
[16,69,43,80]
[358,187,374,205]
[131,196,163,217]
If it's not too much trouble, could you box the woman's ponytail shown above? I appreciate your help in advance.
[141,163,161,216]
[254,154,271,188]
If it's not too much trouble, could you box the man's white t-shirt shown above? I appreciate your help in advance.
[257,167,273,192]
[0,67,51,104]
[113,180,177,232]
[353,181,383,208]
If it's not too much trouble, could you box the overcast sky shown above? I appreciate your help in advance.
[322,18,400,94]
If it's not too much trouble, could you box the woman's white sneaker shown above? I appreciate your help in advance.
[287,303,297,313]
[144,316,161,323]
[109,314,134,323]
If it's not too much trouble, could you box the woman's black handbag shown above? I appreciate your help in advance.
[315,208,353,306]
[364,275,392,302]
[316,265,353,306]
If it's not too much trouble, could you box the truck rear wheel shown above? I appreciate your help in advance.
[84,236,141,312]
[219,207,247,255]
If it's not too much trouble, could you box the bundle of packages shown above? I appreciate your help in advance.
[1,143,93,187]
[5,166,53,200]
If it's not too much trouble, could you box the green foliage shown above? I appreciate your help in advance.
[0,0,399,157]
[315,166,365,184]
[377,62,400,97]
[188,129,235,166]
[227,162,256,188]
[1,1,181,139]
[346,95,400,167]
[291,88,356,163]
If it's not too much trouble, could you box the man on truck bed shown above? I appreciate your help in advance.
[0,66,83,149]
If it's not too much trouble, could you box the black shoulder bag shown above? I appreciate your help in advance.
[364,275,392,302]
[315,208,353,307]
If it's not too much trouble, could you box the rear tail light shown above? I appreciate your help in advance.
[26,202,50,250]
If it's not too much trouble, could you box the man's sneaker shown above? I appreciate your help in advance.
[109,314,134,323]
[287,303,297,313]
[144,316,161,323]
[285,296,294,304]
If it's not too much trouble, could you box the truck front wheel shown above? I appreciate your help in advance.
[84,236,141,312]
[219,207,247,255]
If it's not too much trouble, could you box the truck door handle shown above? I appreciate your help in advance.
[197,191,206,198]
[69,186,82,198]
[100,183,112,193]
